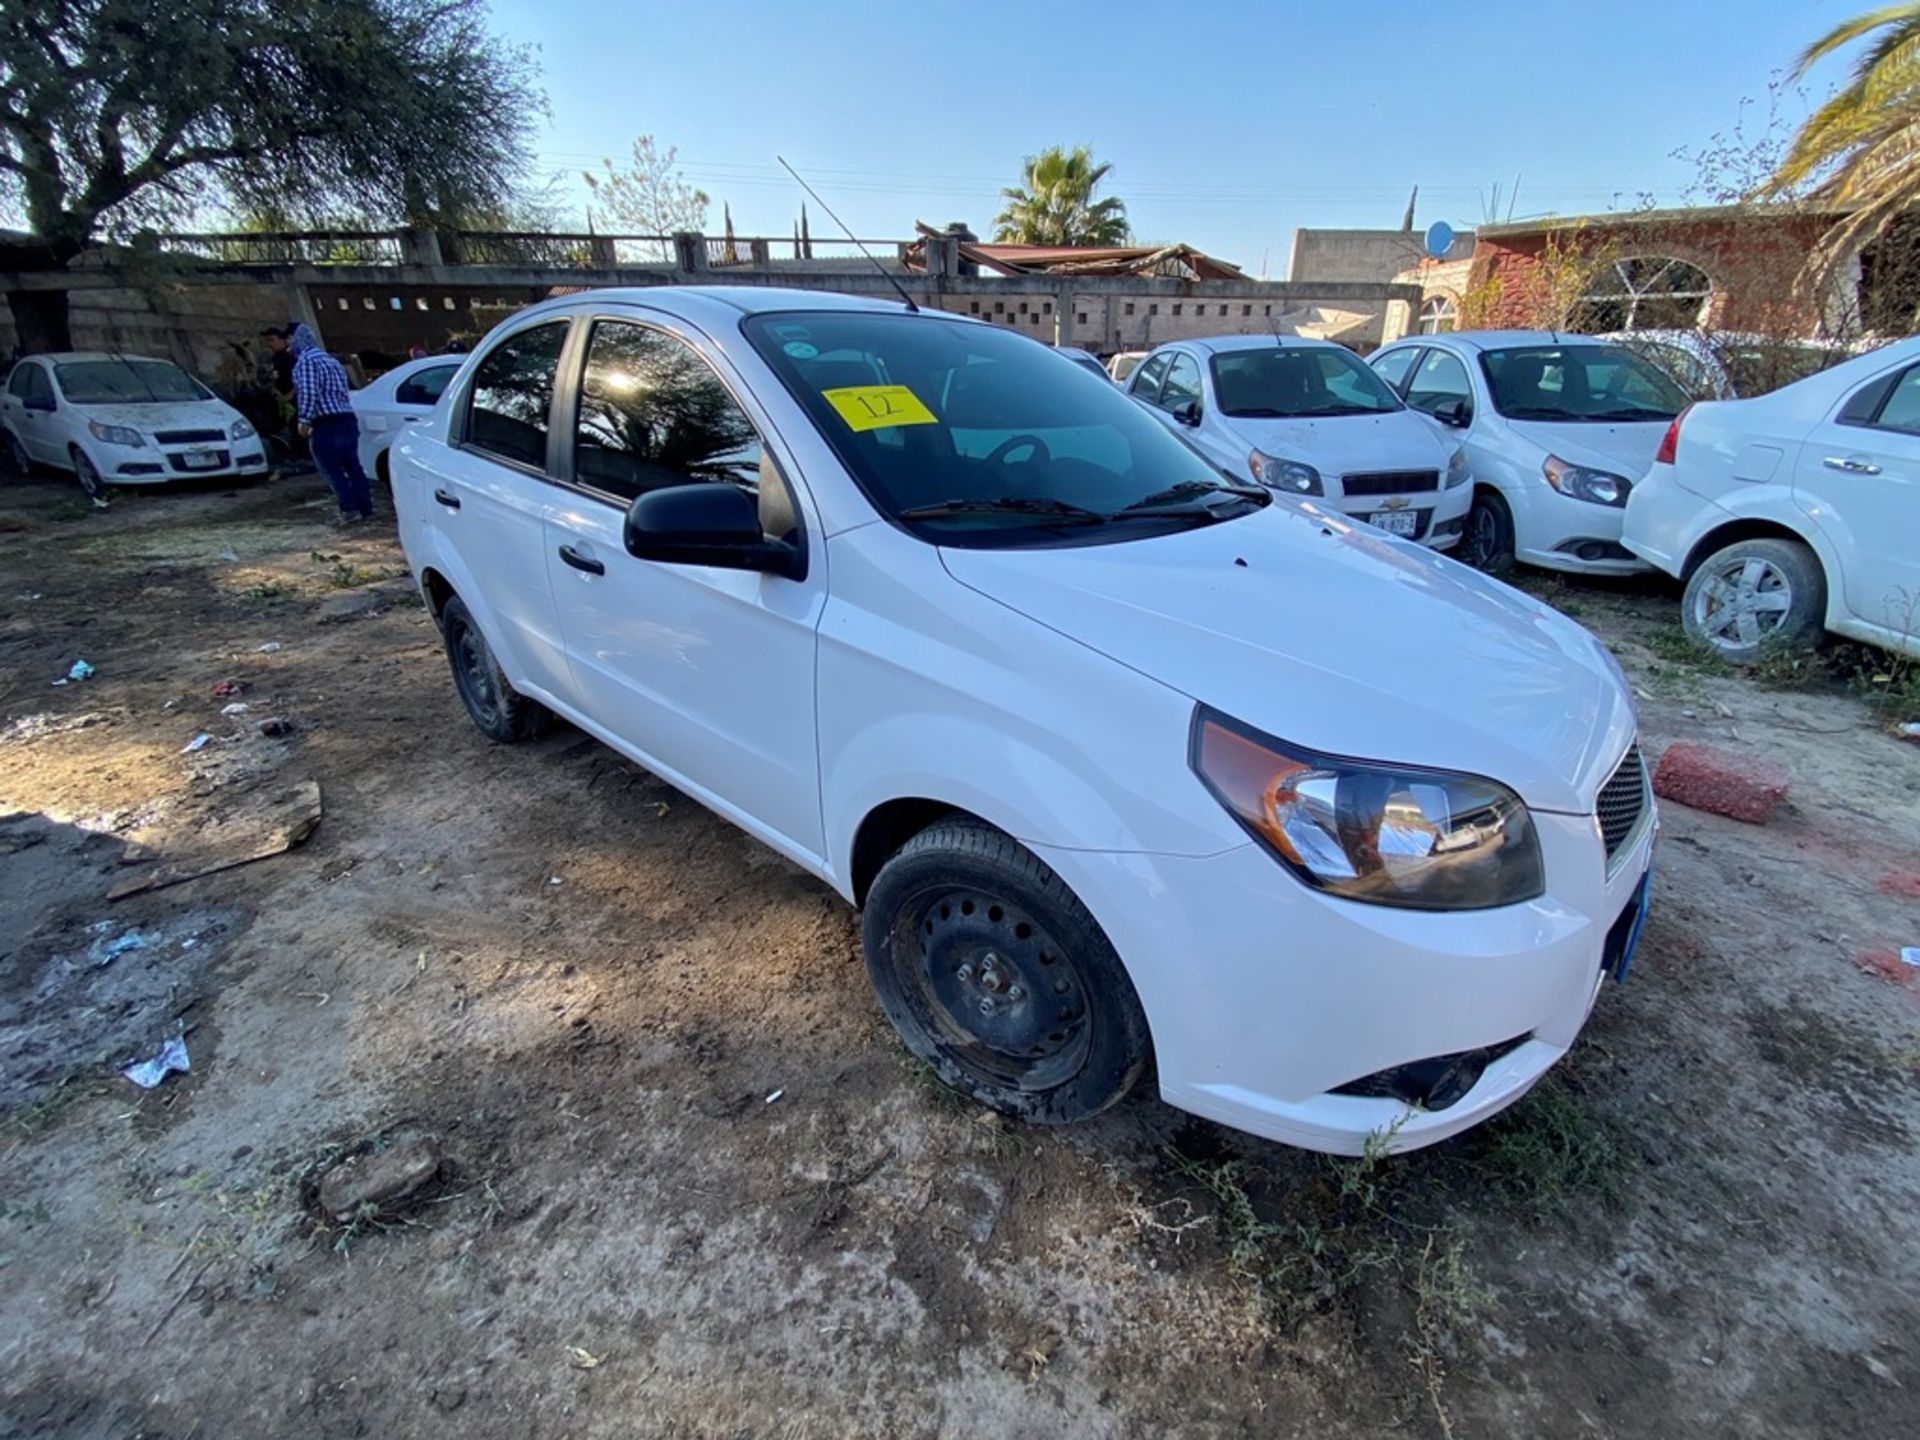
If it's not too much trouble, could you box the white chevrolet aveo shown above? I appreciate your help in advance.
[391,288,1656,1155]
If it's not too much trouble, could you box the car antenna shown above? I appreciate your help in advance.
[776,156,919,313]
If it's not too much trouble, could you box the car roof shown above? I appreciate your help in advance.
[1385,330,1600,353]
[28,351,181,365]
[540,285,917,320]
[1157,334,1345,356]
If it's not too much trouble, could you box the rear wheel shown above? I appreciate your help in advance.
[70,447,109,504]
[1682,537,1826,663]
[2,429,29,477]
[1460,487,1515,575]
[863,819,1150,1125]
[439,594,551,742]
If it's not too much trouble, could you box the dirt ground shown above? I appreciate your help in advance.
[1,468,1917,1440]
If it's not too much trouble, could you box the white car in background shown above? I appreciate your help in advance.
[1054,347,1111,382]
[1604,329,1853,401]
[1368,331,1688,574]
[1107,350,1149,383]
[1623,335,1920,662]
[351,354,464,481]
[1127,335,1471,549]
[1,352,268,500]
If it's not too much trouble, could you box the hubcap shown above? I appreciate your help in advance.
[75,455,104,497]
[1694,557,1792,650]
[903,887,1088,1090]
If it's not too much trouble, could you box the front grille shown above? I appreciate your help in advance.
[1597,744,1648,860]
[155,428,224,445]
[1342,469,1439,497]
[166,449,232,473]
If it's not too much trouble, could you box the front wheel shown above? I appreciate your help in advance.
[863,819,1151,1125]
[1459,487,1515,575]
[70,447,109,504]
[2,429,29,477]
[1681,537,1826,663]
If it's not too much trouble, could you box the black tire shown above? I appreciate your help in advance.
[2,429,29,477]
[1460,487,1515,575]
[1681,537,1826,663]
[70,447,108,502]
[439,594,551,742]
[863,818,1151,1125]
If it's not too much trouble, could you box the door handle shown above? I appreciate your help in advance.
[432,488,461,510]
[401,415,421,423]
[557,544,604,576]
[1823,455,1882,475]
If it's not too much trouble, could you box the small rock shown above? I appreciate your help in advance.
[256,716,295,738]
[318,1138,442,1221]
[315,590,391,623]
[1651,742,1790,824]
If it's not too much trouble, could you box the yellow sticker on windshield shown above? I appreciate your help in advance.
[822,384,938,433]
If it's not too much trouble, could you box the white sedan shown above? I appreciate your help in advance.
[1368,331,1690,574]
[350,354,464,481]
[1,352,268,499]
[1127,335,1470,549]
[1623,336,1920,662]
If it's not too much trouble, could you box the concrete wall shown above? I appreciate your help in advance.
[1289,228,1473,285]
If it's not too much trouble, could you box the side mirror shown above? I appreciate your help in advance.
[624,483,805,581]
[1433,398,1471,429]
[1172,399,1202,427]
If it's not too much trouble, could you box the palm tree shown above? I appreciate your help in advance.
[1763,4,1920,280]
[994,147,1132,247]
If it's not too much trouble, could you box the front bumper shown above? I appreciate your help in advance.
[1032,799,1656,1155]
[99,443,270,484]
[1334,483,1473,551]
[1512,483,1652,575]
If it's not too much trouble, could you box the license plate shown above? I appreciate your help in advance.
[181,449,221,470]
[1613,869,1652,984]
[1370,509,1418,537]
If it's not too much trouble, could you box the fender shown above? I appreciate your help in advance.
[1677,486,1852,631]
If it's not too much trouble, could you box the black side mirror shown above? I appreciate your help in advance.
[624,483,805,581]
[1433,398,1471,429]
[1172,399,1202,427]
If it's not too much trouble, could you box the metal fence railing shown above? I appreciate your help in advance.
[146,230,912,271]
[150,231,407,266]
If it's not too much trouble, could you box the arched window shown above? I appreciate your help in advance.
[1576,257,1712,332]
[1418,295,1458,334]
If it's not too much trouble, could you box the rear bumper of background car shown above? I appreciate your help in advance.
[1031,799,1656,1156]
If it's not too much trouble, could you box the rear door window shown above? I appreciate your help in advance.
[396,364,459,408]
[464,322,569,469]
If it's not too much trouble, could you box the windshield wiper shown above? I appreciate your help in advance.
[1119,479,1266,513]
[896,496,1108,525]
[1587,408,1674,422]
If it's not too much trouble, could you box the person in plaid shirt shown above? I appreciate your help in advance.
[287,323,374,523]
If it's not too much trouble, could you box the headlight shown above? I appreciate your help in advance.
[1191,707,1544,910]
[229,418,256,440]
[1247,450,1323,495]
[87,421,145,448]
[1445,446,1470,489]
[1543,454,1629,507]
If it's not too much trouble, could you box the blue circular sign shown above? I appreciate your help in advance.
[1423,221,1456,259]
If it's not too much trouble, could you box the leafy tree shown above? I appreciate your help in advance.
[1762,3,1920,284]
[0,0,542,351]
[582,137,710,259]
[993,146,1131,248]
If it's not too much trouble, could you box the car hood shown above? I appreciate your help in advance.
[939,503,1636,813]
[1504,418,1670,477]
[1221,409,1452,471]
[73,399,234,433]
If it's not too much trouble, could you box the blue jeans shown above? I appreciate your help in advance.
[309,414,372,517]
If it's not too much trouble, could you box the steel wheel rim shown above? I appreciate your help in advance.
[891,885,1091,1091]
[1465,500,1500,566]
[1693,556,1793,650]
[74,453,105,498]
[451,622,501,725]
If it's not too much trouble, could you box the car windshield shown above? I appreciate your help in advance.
[742,311,1266,546]
[1209,345,1402,418]
[54,360,208,405]
[1480,344,1686,422]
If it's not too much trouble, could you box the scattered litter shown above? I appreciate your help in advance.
[123,1034,190,1089]
[1902,948,1920,969]
[16,592,42,601]
[548,876,562,886]
[256,642,283,653]
[59,658,96,686]
[567,1347,604,1371]
[210,678,246,699]
[221,702,250,716]
[181,937,199,950]
[1713,700,1734,719]
[1900,722,1920,742]
[256,716,294,738]
[218,549,241,563]
[765,1088,784,1104]
[181,733,212,754]
[88,925,151,967]
[1682,708,1696,719]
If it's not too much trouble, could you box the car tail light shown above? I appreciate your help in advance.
[1654,404,1692,465]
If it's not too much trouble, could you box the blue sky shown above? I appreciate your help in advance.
[489,0,1862,272]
